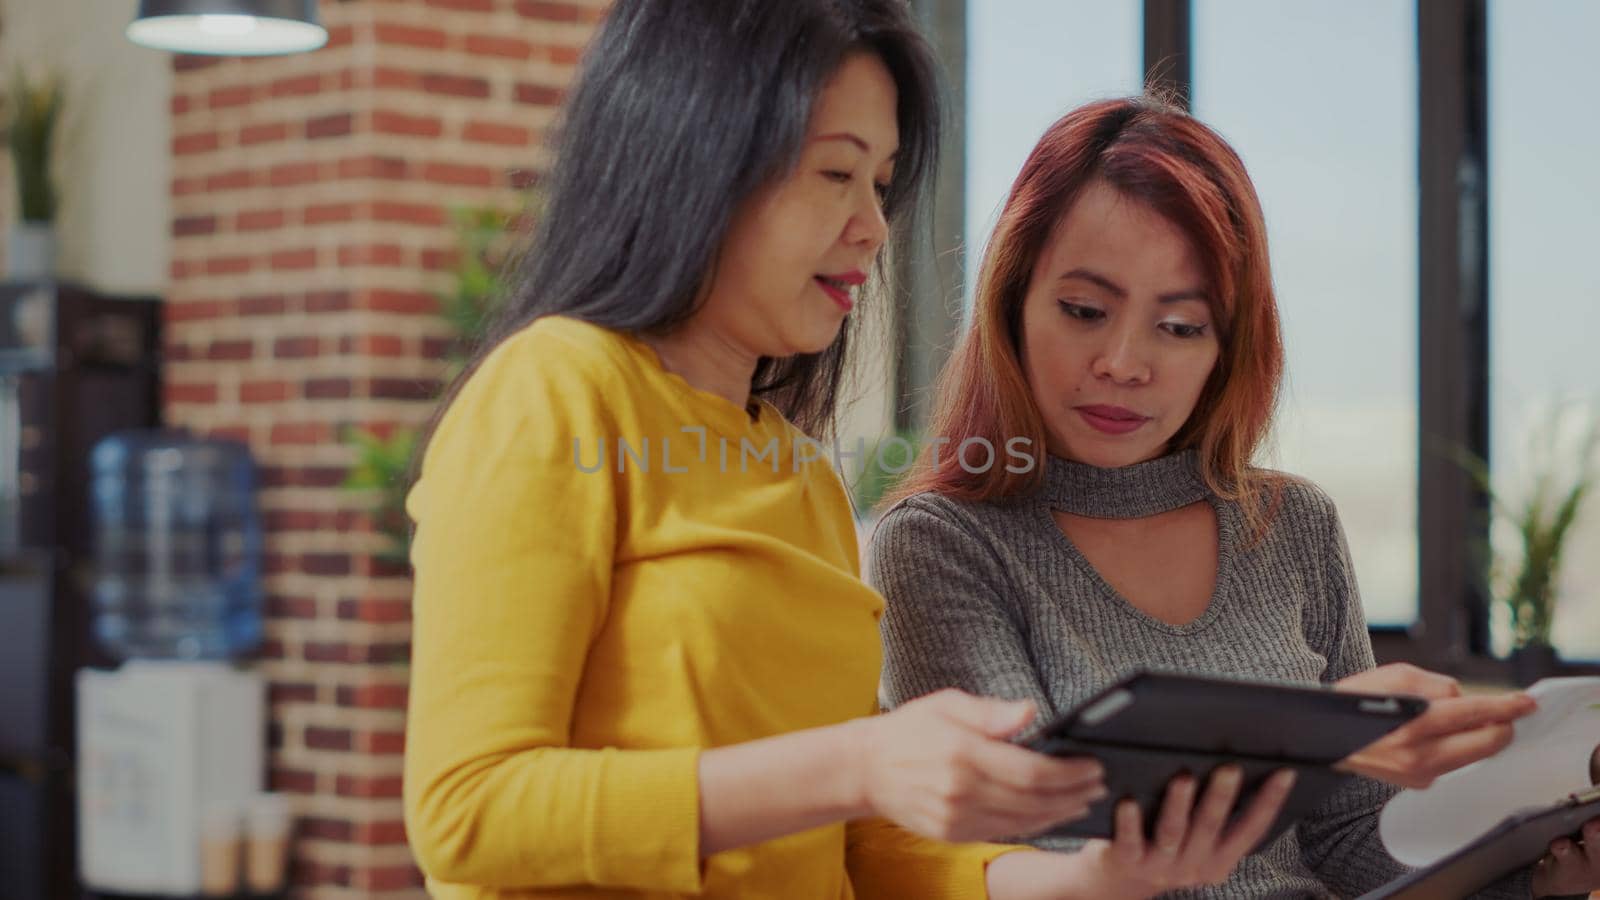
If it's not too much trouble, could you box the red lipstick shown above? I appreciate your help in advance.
[1076,404,1150,435]
[814,269,865,313]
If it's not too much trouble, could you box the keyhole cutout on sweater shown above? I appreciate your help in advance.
[1051,500,1219,627]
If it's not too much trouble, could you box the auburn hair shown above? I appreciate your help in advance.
[893,95,1285,530]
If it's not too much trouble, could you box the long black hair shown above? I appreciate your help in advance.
[425,0,943,455]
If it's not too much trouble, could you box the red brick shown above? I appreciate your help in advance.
[302,467,348,488]
[514,83,565,106]
[307,290,353,313]
[508,167,541,190]
[207,339,254,361]
[274,336,320,359]
[300,817,354,841]
[241,379,291,403]
[271,422,331,445]
[352,865,424,891]
[206,169,255,191]
[372,67,420,90]
[336,774,404,799]
[325,24,354,48]
[270,767,317,794]
[365,289,438,314]
[266,595,319,618]
[166,299,227,321]
[374,23,448,49]
[305,203,357,225]
[303,553,353,576]
[171,176,201,197]
[422,336,454,360]
[307,112,354,139]
[239,294,288,316]
[240,122,290,145]
[463,34,532,59]
[173,131,220,154]
[306,378,353,399]
[265,509,324,530]
[367,335,406,357]
[165,383,219,405]
[422,162,495,186]
[174,54,221,72]
[205,255,253,276]
[371,203,446,227]
[208,85,254,108]
[337,243,404,267]
[337,683,408,709]
[291,861,351,888]
[172,215,216,237]
[420,72,490,99]
[260,638,287,660]
[270,248,318,271]
[304,726,353,751]
[353,820,409,845]
[427,0,492,9]
[372,378,439,401]
[306,641,353,663]
[171,94,192,115]
[514,1,597,22]
[269,161,321,187]
[337,155,408,180]
[462,120,530,147]
[268,682,317,705]
[360,731,408,755]
[372,109,442,138]
[236,209,286,232]
[543,43,583,65]
[337,598,411,623]
[270,73,322,97]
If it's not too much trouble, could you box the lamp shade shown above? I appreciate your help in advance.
[127,0,328,56]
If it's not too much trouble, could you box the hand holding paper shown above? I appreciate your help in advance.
[1332,663,1538,788]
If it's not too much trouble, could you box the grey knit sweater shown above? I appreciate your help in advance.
[865,450,1533,900]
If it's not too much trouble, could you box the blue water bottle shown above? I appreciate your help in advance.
[88,429,264,660]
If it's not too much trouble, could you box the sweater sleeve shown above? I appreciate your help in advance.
[1291,484,1416,896]
[846,818,1028,900]
[1293,486,1536,899]
[402,328,703,893]
[865,498,1054,715]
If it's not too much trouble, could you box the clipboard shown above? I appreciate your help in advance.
[1359,787,1600,899]
[1022,670,1427,846]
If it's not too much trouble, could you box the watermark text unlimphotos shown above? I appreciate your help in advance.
[572,428,1037,475]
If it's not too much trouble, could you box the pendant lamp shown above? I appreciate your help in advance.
[127,0,328,56]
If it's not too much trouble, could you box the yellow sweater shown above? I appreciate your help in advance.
[404,317,1012,898]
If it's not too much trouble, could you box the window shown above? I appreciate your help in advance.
[965,0,1142,303]
[1192,0,1420,626]
[1487,0,1600,660]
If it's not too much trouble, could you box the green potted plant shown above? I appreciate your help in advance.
[4,66,65,279]
[1460,408,1599,685]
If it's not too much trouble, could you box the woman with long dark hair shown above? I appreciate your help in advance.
[868,95,1598,897]
[400,3,1195,897]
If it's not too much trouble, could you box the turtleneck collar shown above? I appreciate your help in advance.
[1040,448,1209,519]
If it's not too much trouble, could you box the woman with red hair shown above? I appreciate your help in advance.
[867,96,1599,897]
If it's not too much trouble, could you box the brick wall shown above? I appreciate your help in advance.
[164,1,605,895]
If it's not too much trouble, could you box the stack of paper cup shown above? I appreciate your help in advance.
[244,793,294,895]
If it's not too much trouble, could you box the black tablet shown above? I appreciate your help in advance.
[1023,670,1428,846]
[1359,789,1600,900]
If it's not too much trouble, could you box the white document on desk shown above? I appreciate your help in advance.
[1379,676,1600,867]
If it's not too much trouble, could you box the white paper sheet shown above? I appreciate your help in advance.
[1378,677,1600,867]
